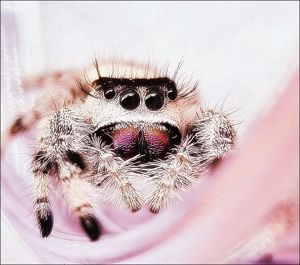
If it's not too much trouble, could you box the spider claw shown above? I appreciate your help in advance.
[80,215,101,241]
[131,205,141,213]
[148,206,160,214]
[37,210,53,238]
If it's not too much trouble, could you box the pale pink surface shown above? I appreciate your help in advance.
[120,70,299,264]
[1,2,299,264]
[1,66,298,264]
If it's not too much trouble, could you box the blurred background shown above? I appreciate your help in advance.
[1,1,299,264]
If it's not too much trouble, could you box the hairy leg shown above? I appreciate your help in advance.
[21,70,78,92]
[146,137,199,213]
[31,152,55,237]
[146,109,236,213]
[192,109,236,165]
[30,106,101,239]
[89,138,142,213]
[1,71,89,150]
[60,171,101,241]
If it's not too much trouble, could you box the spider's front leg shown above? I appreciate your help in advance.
[89,138,142,213]
[31,107,101,241]
[192,109,237,166]
[146,137,198,213]
[1,70,89,151]
[147,109,236,213]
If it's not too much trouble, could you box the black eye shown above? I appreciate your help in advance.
[169,126,181,145]
[104,87,116,100]
[167,86,177,100]
[145,88,164,111]
[120,89,140,110]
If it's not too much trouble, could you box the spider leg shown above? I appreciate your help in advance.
[31,154,54,237]
[1,72,89,151]
[191,109,237,166]
[89,138,143,213]
[146,109,236,213]
[21,70,78,92]
[146,137,199,213]
[31,106,101,241]
[59,165,101,241]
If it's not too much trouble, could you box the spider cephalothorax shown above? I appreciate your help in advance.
[90,77,185,161]
[3,59,236,241]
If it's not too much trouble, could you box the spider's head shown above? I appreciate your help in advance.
[84,63,200,161]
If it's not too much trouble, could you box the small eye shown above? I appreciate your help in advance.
[145,88,164,111]
[120,89,140,110]
[169,126,181,145]
[167,86,177,100]
[104,88,116,100]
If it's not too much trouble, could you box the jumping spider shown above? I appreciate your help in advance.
[3,60,236,241]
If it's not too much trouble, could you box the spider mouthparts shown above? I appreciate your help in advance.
[95,123,182,161]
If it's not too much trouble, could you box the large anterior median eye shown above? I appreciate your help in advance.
[120,89,140,110]
[145,88,164,111]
